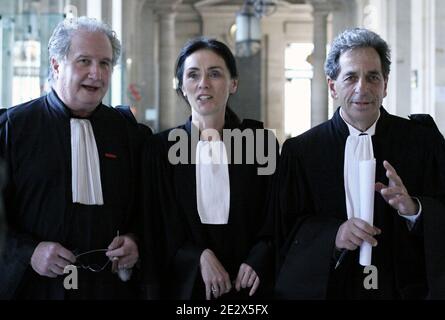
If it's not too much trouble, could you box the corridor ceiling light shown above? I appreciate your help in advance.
[235,0,277,57]
[251,0,278,18]
[235,5,260,57]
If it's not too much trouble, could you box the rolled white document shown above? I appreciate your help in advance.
[358,159,376,266]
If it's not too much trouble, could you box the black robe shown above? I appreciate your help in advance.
[0,159,5,254]
[0,90,149,299]
[142,116,277,299]
[274,107,445,299]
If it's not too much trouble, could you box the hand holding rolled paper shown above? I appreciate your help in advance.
[335,218,381,252]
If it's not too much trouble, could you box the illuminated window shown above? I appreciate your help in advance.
[284,43,313,138]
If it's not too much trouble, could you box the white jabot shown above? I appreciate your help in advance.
[341,108,378,266]
[70,118,104,205]
[195,140,230,225]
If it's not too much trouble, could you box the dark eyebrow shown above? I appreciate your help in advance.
[76,55,90,60]
[343,71,357,78]
[368,70,382,76]
[75,55,112,63]
[185,66,224,71]
[208,66,223,71]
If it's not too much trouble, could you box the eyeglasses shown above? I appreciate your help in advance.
[74,248,111,273]
[73,231,120,273]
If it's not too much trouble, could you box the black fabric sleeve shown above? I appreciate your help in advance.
[419,127,445,299]
[273,139,343,299]
[140,134,206,299]
[0,113,39,299]
[244,129,279,292]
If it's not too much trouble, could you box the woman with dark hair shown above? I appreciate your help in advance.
[142,37,277,300]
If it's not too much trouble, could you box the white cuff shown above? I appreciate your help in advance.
[398,197,422,230]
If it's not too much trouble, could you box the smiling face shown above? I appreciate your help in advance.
[181,49,238,121]
[328,47,388,131]
[52,30,113,117]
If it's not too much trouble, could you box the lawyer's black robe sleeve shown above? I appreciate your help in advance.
[0,158,6,255]
[417,127,445,299]
[140,132,185,299]
[274,126,344,299]
[0,106,43,298]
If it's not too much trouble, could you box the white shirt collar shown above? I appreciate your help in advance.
[339,108,380,136]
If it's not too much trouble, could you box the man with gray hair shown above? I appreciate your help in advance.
[0,16,150,299]
[274,28,445,299]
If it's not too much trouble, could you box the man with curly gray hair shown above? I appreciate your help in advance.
[47,16,121,84]
[275,27,445,299]
[324,27,391,81]
[0,16,151,299]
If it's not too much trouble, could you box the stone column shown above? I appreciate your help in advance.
[155,4,178,131]
[331,0,357,38]
[0,16,14,108]
[309,1,331,126]
[387,0,411,117]
[40,0,64,94]
[436,0,445,134]
[68,0,87,16]
[411,0,435,115]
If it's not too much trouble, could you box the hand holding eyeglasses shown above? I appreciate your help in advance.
[30,233,139,277]
[105,232,139,270]
[30,241,76,278]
